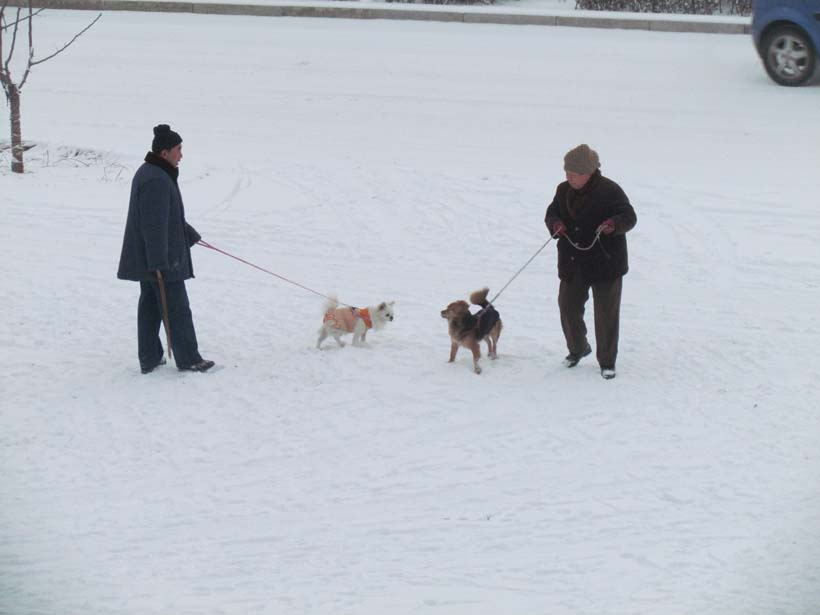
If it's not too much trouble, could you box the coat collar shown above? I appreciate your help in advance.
[572,169,601,195]
[144,151,179,183]
[564,170,601,220]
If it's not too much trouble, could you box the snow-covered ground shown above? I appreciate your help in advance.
[2,10,820,615]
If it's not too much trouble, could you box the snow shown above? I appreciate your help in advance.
[2,9,820,615]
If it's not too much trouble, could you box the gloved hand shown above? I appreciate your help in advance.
[551,221,567,236]
[597,219,615,235]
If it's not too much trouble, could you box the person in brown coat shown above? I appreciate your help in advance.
[544,144,637,379]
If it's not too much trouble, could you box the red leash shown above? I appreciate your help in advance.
[197,240,351,307]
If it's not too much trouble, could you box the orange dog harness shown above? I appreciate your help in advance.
[323,307,372,332]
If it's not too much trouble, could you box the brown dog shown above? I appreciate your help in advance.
[440,288,502,374]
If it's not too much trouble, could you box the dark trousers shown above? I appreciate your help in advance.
[558,273,623,369]
[137,280,202,370]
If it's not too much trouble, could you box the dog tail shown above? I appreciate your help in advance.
[321,295,340,315]
[469,287,491,308]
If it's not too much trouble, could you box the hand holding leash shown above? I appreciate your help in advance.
[597,219,615,235]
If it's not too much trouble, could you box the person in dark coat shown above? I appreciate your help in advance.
[544,144,637,380]
[118,124,214,374]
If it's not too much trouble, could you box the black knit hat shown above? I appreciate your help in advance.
[151,124,182,153]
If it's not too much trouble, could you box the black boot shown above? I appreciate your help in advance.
[562,344,592,368]
[601,366,616,380]
[141,357,167,374]
[178,359,215,373]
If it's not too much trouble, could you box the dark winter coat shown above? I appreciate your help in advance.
[117,152,201,283]
[544,170,637,283]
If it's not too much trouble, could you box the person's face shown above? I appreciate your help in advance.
[566,171,591,190]
[161,144,183,168]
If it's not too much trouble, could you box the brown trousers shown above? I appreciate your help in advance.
[558,274,623,369]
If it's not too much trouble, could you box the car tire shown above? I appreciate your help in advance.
[761,25,817,86]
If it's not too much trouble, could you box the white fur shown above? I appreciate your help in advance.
[316,298,395,349]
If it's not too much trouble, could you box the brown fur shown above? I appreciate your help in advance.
[440,287,502,374]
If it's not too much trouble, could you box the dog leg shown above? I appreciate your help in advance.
[352,319,366,347]
[448,342,459,363]
[469,341,482,374]
[333,331,346,347]
[317,327,328,349]
[489,326,500,359]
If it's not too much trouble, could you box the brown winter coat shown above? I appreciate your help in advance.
[544,170,637,283]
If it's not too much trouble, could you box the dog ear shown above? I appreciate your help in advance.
[378,302,386,310]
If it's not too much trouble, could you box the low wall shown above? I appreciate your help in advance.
[1,0,751,34]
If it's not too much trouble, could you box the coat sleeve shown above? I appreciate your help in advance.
[185,223,201,247]
[608,184,637,235]
[544,184,563,235]
[138,177,171,272]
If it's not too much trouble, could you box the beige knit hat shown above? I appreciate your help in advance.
[563,144,600,175]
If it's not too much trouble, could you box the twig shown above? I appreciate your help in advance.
[0,7,43,31]
[29,12,101,67]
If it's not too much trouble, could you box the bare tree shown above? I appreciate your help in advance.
[0,2,100,173]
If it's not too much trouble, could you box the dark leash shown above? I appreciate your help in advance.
[196,231,602,316]
[197,240,353,308]
[156,271,173,360]
[488,233,558,306]
[488,229,605,306]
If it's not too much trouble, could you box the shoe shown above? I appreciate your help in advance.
[562,344,592,368]
[140,357,167,374]
[178,359,215,373]
[601,367,616,380]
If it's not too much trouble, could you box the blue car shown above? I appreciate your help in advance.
[752,0,820,85]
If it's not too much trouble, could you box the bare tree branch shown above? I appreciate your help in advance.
[1,2,101,172]
[17,3,31,88]
[0,6,43,31]
[1,11,14,95]
[8,8,21,72]
[29,12,101,67]
[2,7,22,79]
[0,8,5,83]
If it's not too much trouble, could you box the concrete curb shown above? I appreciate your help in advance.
[2,0,751,34]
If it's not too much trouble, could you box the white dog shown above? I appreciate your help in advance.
[317,298,395,349]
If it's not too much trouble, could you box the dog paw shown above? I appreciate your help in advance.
[474,365,482,374]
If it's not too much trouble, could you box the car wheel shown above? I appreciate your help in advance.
[762,25,817,86]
